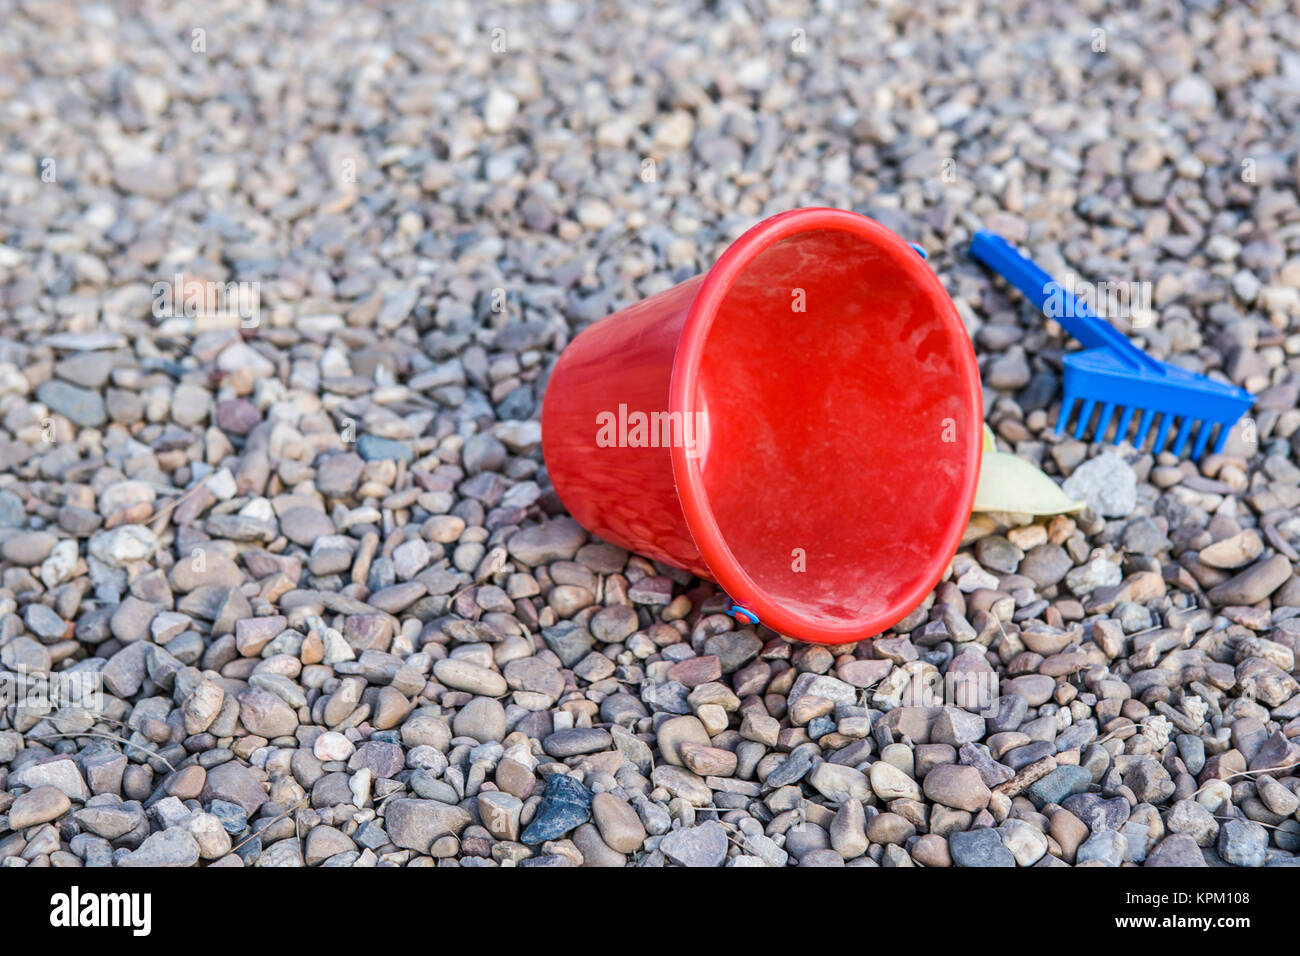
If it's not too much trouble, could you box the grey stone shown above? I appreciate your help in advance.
[1019,545,1073,588]
[660,820,729,867]
[520,773,592,844]
[384,799,472,853]
[1217,819,1267,867]
[1061,793,1130,831]
[1077,829,1126,866]
[118,827,201,867]
[200,761,268,816]
[507,517,586,566]
[357,435,413,462]
[1026,765,1092,808]
[541,621,594,668]
[949,827,1016,867]
[1146,834,1208,867]
[37,379,106,427]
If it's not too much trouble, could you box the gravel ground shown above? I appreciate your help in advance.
[2,0,1300,868]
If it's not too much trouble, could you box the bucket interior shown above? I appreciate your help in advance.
[682,225,979,639]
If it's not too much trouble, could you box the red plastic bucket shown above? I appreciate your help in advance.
[541,208,982,645]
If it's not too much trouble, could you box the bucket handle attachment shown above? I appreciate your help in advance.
[726,602,759,626]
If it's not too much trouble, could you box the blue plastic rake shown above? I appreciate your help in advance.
[969,231,1254,458]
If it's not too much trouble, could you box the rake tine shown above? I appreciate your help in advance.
[1056,393,1076,435]
[1212,421,1230,454]
[1172,417,1196,457]
[1072,398,1096,440]
[1095,402,1116,443]
[1113,405,1135,445]
[1134,408,1156,449]
[1152,414,1175,454]
[1191,420,1214,459]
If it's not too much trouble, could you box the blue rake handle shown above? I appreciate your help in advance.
[969,231,1162,374]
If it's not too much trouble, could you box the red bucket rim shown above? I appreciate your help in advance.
[668,207,984,643]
